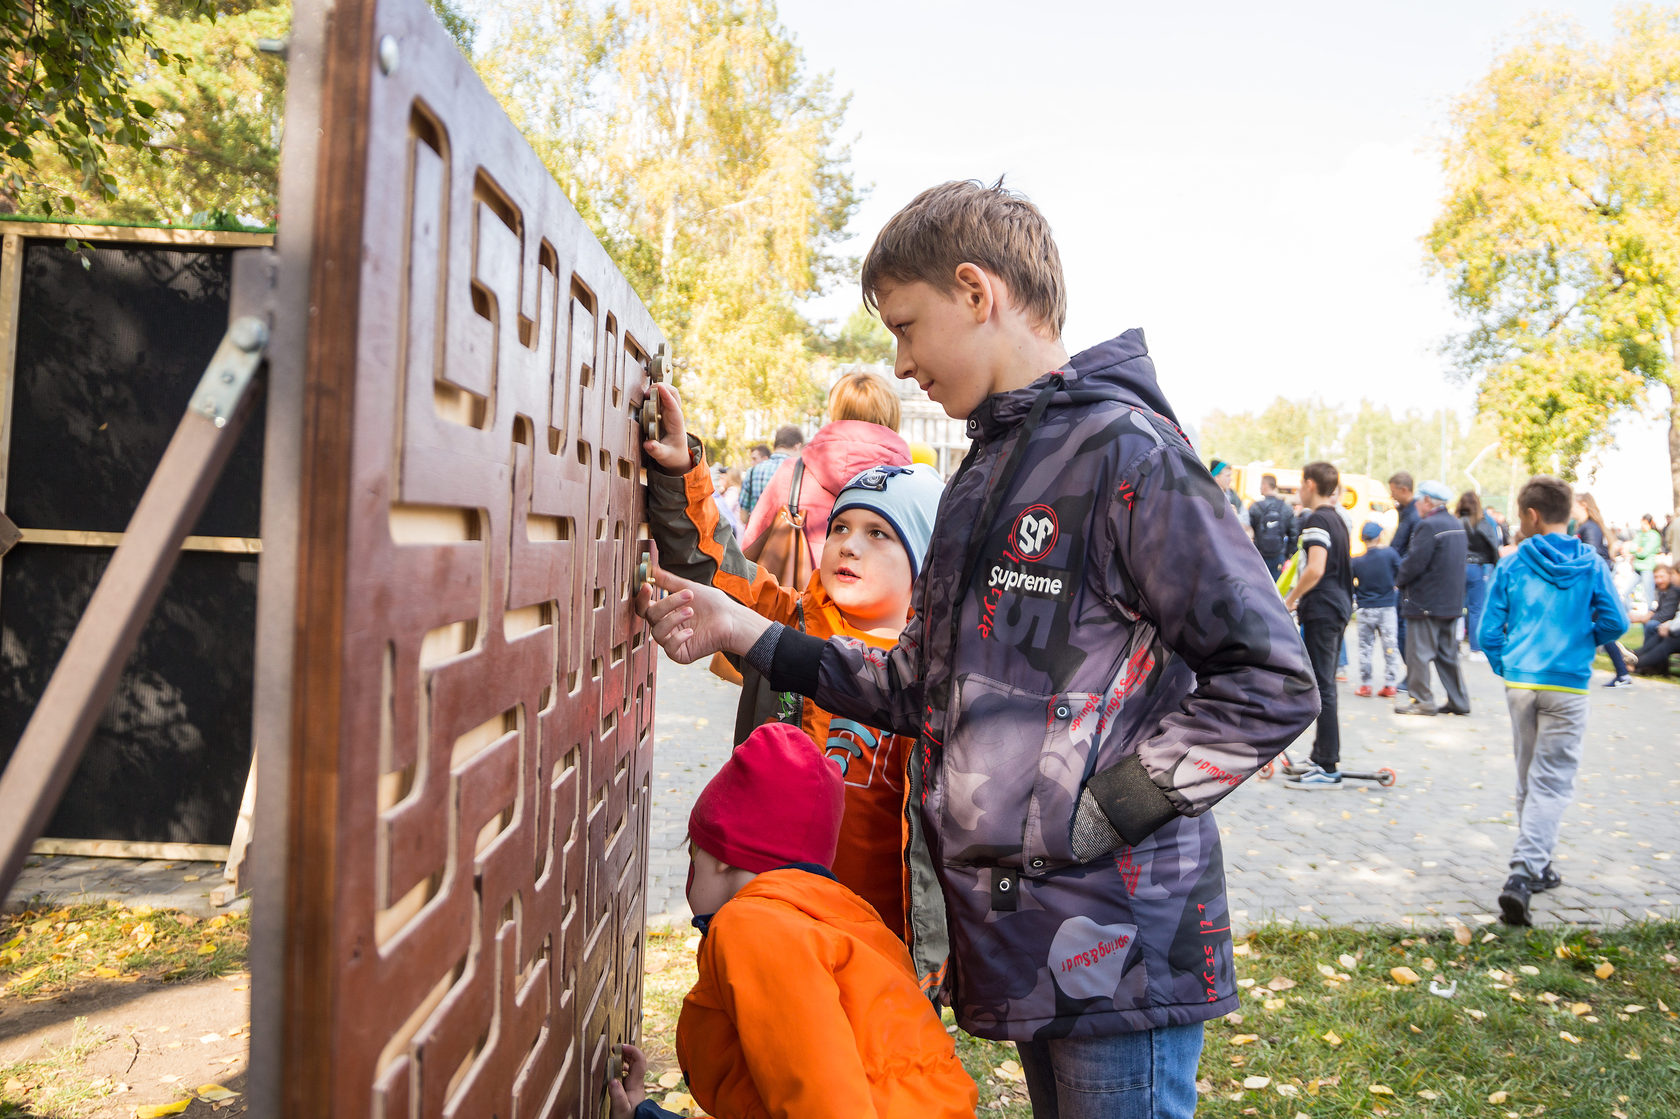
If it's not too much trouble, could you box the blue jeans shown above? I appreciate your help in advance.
[1464,564,1491,651]
[1017,1023,1205,1119]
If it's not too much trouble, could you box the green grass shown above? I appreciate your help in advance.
[639,922,1680,1117]
[0,1017,113,1119]
[0,901,249,999]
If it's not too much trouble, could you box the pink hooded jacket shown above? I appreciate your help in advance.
[742,420,909,558]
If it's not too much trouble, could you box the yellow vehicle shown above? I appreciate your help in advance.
[1231,463,1398,557]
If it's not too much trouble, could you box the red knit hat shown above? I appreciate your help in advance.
[688,723,844,873]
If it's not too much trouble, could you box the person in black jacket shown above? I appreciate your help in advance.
[1623,562,1680,676]
[1248,473,1297,580]
[1457,491,1501,659]
[1394,480,1470,715]
[1389,471,1420,678]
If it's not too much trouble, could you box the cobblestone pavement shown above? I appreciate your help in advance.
[5,856,240,918]
[645,647,1680,933]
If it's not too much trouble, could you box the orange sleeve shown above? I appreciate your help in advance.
[645,448,801,627]
[711,902,883,1119]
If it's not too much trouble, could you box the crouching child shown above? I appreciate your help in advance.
[608,723,978,1119]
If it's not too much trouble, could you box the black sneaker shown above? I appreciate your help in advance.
[1533,864,1563,892]
[1499,873,1534,926]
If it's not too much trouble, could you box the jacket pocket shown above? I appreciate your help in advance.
[937,673,1101,874]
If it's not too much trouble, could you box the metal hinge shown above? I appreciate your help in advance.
[191,316,269,429]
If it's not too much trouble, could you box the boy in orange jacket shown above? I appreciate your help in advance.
[609,723,977,1119]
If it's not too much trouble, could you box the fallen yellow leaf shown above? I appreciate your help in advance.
[94,966,121,978]
[660,1091,695,1113]
[1518,965,1540,976]
[1230,1034,1259,1045]
[1454,925,1473,946]
[1243,1075,1271,1089]
[1569,1002,1591,1016]
[1321,1031,1343,1047]
[1489,1090,1510,1103]
[196,1084,239,1101]
[1390,966,1421,985]
[1316,964,1337,978]
[1595,962,1615,979]
[1338,953,1358,969]
[197,943,218,956]
[136,1101,193,1118]
[657,1071,683,1089]
[1559,1031,1582,1044]
[993,1059,1024,1083]
[207,916,229,930]
[1418,1089,1441,1100]
[1368,1084,1394,1095]
[1263,998,1286,1010]
[1625,1051,1641,1061]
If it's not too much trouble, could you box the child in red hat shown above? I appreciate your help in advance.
[610,723,977,1119]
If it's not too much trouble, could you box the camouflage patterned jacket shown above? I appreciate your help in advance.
[763,330,1318,1041]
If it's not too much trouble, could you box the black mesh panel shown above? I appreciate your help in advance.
[0,545,257,844]
[5,238,265,536]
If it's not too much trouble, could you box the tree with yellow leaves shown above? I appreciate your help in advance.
[470,0,860,455]
[1428,7,1680,507]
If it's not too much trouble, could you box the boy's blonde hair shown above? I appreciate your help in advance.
[861,178,1066,335]
[827,370,901,430]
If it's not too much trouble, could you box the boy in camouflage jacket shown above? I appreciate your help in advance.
[639,180,1317,1118]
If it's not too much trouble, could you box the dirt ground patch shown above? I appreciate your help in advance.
[1,974,249,1118]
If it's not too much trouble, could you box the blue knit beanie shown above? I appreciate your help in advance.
[830,464,945,578]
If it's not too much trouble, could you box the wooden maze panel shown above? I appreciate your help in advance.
[276,1,661,1115]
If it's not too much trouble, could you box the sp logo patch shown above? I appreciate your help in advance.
[1012,504,1059,560]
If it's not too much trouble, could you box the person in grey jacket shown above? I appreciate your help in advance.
[1394,480,1470,715]
[639,180,1317,1119]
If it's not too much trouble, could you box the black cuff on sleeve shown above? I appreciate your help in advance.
[1086,754,1182,846]
[635,1099,684,1119]
[766,627,826,696]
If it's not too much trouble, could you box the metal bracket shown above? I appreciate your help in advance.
[0,509,19,558]
[192,316,270,429]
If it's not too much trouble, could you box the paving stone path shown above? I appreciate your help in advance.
[645,648,1680,933]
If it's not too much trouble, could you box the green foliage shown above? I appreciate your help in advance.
[1428,9,1680,506]
[1200,397,1519,511]
[11,1,287,226]
[812,303,895,365]
[427,0,477,55]
[0,0,214,214]
[469,0,859,455]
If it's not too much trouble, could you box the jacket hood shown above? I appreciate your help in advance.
[800,420,911,494]
[731,868,909,966]
[1515,532,1599,588]
[969,329,1182,438]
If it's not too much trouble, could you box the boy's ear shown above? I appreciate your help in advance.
[953,262,998,323]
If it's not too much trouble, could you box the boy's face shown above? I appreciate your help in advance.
[820,508,914,629]
[875,278,994,420]
[686,843,740,916]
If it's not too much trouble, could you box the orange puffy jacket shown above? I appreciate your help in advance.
[675,868,977,1119]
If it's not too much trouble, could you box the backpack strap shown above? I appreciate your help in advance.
[785,458,806,527]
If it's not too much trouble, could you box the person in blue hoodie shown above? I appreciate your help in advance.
[1478,476,1627,926]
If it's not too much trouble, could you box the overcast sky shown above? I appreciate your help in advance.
[775,0,1674,516]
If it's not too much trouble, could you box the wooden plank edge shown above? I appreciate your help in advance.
[30,838,232,862]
